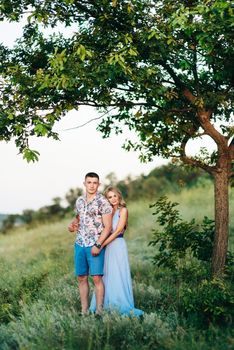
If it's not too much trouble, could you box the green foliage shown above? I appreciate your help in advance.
[0,287,21,324]
[114,163,209,201]
[180,278,234,325]
[1,215,18,233]
[148,195,234,327]
[0,191,233,349]
[20,271,49,301]
[1,197,68,233]
[149,196,215,268]
[1,0,233,276]
[0,214,24,234]
[0,270,49,324]
[133,281,177,315]
[0,0,233,167]
[22,148,40,162]
[65,187,83,210]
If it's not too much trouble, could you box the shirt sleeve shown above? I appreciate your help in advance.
[100,197,112,215]
[75,197,81,215]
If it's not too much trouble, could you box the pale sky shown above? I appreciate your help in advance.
[1,109,166,213]
[0,19,216,214]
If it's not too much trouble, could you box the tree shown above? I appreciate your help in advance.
[65,187,83,210]
[21,209,35,225]
[104,172,118,188]
[0,0,233,275]
[1,214,18,233]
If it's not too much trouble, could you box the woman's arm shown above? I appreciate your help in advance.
[102,207,128,248]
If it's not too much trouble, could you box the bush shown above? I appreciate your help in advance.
[0,287,21,324]
[0,271,49,326]
[149,196,215,269]
[180,278,234,326]
[2,301,175,350]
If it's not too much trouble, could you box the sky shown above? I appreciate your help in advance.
[0,19,216,214]
[1,108,167,214]
[0,21,166,213]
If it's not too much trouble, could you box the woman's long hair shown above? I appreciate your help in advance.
[104,186,126,208]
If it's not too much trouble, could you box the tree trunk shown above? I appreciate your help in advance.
[211,158,230,276]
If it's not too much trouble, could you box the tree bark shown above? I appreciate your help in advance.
[211,156,230,276]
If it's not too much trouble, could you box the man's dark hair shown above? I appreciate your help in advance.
[85,172,99,180]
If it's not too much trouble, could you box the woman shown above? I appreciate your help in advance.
[90,186,143,316]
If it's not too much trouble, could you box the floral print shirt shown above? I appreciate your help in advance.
[75,192,112,247]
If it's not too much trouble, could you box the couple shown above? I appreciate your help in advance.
[68,172,143,317]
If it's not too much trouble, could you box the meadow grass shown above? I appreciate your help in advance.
[0,183,233,350]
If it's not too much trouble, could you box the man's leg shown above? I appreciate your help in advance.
[88,247,105,314]
[74,244,89,314]
[77,275,89,314]
[92,275,104,314]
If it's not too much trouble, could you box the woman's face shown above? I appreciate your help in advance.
[106,190,120,207]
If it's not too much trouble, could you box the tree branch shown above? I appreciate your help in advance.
[197,110,229,149]
[57,107,115,131]
[180,136,216,174]
[59,115,103,131]
[161,79,176,85]
[73,100,193,114]
[161,62,185,90]
[182,88,197,104]
[229,137,234,161]
[192,45,200,94]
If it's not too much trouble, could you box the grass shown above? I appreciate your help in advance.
[0,183,233,350]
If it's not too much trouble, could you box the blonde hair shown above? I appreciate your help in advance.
[104,186,126,208]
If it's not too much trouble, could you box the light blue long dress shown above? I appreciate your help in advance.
[90,209,143,316]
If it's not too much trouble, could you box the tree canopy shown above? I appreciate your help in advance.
[0,0,233,163]
[0,0,233,275]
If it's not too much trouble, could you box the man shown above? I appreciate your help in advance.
[68,172,112,315]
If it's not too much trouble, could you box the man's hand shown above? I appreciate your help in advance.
[91,246,100,256]
[68,218,79,232]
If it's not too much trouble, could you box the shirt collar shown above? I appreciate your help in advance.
[81,192,102,204]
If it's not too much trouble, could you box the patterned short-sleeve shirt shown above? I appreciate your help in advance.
[75,192,112,247]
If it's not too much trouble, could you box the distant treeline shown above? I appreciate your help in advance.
[112,163,210,200]
[0,190,81,234]
[0,163,211,233]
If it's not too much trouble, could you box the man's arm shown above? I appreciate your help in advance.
[91,213,112,256]
[68,215,79,232]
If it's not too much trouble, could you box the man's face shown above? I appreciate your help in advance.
[84,176,100,195]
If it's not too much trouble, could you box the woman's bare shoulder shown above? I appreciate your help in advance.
[119,207,128,215]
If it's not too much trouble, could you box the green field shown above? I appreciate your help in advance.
[0,183,233,350]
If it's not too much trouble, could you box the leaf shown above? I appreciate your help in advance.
[23,149,40,163]
[34,124,48,136]
[148,30,157,40]
[129,48,138,56]
[7,113,14,120]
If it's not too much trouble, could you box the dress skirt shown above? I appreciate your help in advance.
[90,237,143,316]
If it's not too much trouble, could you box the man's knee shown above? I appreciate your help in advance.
[78,275,88,284]
[92,275,103,285]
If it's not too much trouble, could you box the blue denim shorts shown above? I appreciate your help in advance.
[74,243,105,276]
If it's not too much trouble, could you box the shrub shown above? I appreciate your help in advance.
[149,196,215,269]
[180,278,234,326]
[20,271,49,301]
[0,287,21,324]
